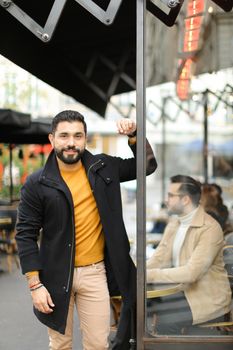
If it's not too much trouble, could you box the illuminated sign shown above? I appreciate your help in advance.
[176,0,205,100]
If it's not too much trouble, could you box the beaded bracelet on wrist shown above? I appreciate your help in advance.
[30,284,44,292]
[29,281,41,289]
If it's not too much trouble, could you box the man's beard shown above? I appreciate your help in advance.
[167,204,184,216]
[55,146,84,164]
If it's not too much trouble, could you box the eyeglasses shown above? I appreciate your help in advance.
[167,192,184,198]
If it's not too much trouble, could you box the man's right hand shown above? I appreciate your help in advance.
[31,286,55,314]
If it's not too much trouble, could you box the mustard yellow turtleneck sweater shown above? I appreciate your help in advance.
[26,161,104,280]
[60,163,104,266]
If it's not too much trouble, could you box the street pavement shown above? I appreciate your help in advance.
[0,199,138,350]
[0,258,82,350]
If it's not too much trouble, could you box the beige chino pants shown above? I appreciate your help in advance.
[48,261,110,350]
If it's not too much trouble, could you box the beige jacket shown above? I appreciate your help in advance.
[147,206,232,324]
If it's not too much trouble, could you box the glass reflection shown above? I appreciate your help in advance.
[146,175,233,336]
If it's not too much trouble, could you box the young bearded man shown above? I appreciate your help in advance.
[16,110,157,350]
[147,175,231,335]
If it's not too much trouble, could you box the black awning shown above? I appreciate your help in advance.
[0,1,136,117]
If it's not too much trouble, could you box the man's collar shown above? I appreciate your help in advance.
[189,206,205,227]
[172,206,205,228]
[178,207,198,225]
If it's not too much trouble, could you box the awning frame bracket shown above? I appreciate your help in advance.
[0,0,67,42]
[0,0,123,43]
[68,50,136,103]
[146,0,184,27]
[74,0,123,25]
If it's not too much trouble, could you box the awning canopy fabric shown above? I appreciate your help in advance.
[0,1,136,117]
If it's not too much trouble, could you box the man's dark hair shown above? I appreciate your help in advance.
[51,110,87,134]
[170,175,201,206]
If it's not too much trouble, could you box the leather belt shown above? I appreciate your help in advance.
[75,260,103,268]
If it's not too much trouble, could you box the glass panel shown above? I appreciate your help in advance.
[145,74,233,337]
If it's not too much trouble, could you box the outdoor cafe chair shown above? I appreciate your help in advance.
[0,209,19,272]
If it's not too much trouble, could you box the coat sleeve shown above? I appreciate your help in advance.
[16,175,43,274]
[118,139,157,182]
[147,221,224,284]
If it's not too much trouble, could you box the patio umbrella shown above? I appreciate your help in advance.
[0,109,31,130]
[183,140,215,152]
[0,117,52,145]
[217,140,233,156]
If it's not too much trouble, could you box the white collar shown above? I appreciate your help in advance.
[178,207,198,226]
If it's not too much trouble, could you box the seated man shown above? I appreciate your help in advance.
[147,175,232,335]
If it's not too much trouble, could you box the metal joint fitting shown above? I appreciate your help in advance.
[37,30,50,42]
[1,0,12,8]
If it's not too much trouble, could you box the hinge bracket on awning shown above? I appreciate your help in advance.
[74,0,123,25]
[0,0,123,42]
[0,0,67,42]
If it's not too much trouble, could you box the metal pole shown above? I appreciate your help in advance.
[203,90,208,183]
[161,99,166,203]
[136,1,146,349]
[9,144,13,203]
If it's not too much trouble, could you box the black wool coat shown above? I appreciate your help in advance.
[16,141,157,349]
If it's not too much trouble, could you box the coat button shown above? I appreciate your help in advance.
[68,243,71,247]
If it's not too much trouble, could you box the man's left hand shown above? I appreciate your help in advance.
[116,118,136,136]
